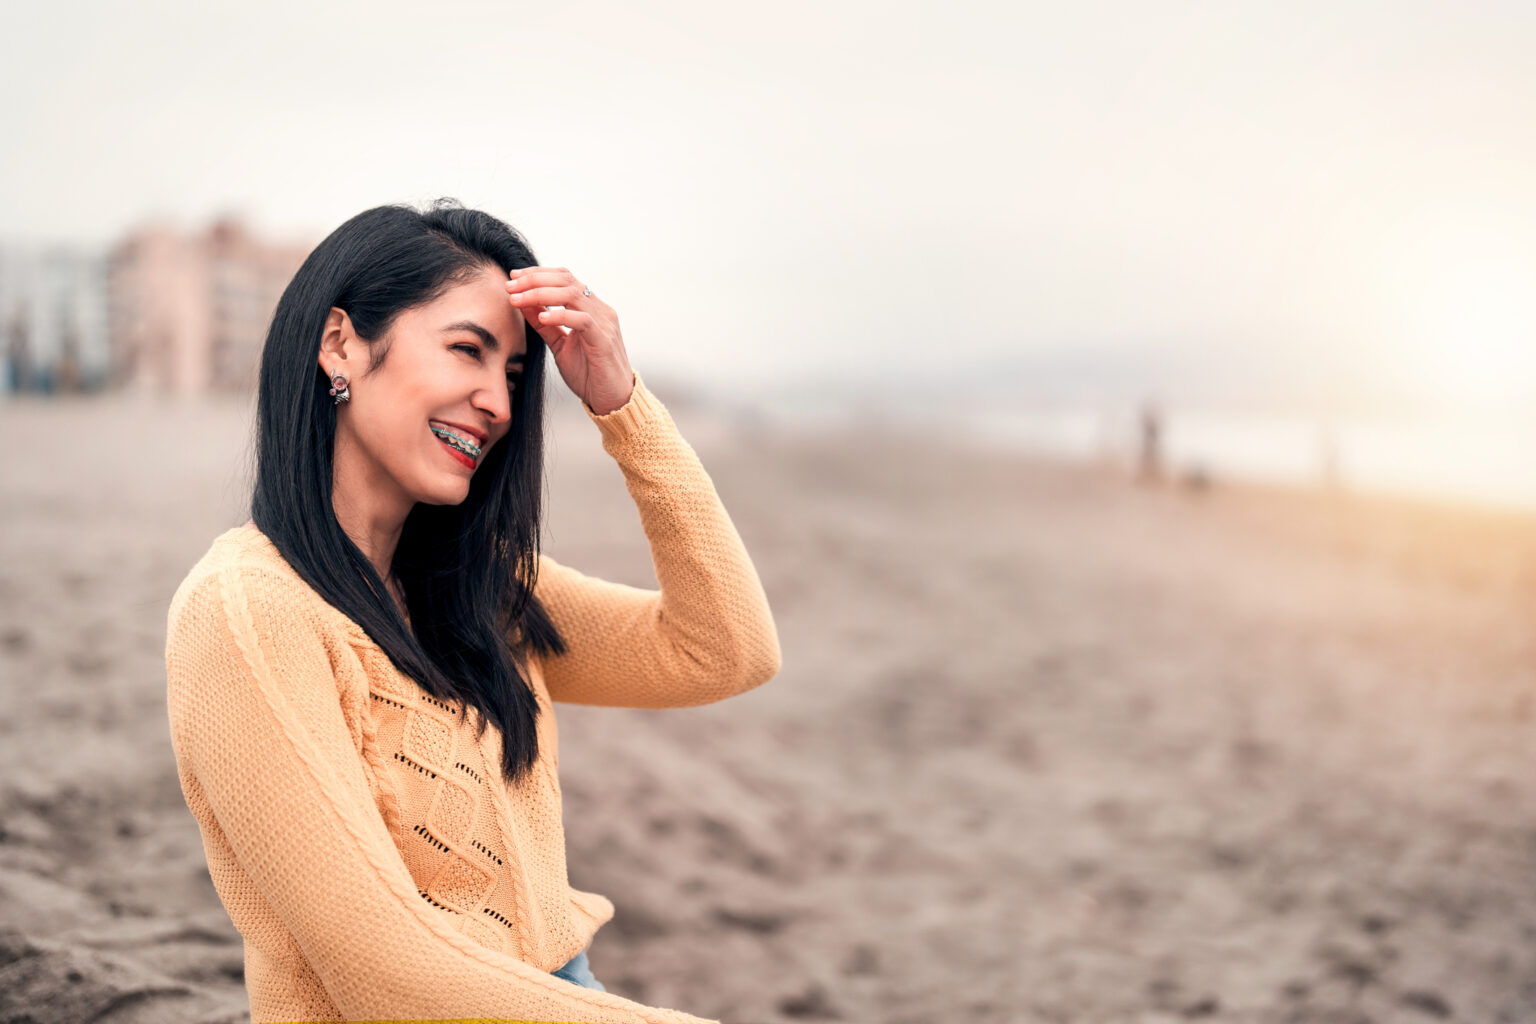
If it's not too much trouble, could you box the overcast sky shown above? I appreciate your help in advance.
[3,0,1533,411]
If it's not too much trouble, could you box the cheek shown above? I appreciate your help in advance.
[354,393,430,468]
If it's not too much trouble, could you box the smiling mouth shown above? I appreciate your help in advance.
[429,424,483,460]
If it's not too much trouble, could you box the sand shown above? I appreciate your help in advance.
[1,381,1534,1024]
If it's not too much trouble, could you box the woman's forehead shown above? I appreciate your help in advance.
[412,275,527,349]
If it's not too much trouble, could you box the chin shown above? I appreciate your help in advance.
[410,474,474,507]
[422,485,473,506]
[408,448,477,505]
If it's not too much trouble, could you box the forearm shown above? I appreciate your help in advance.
[538,370,782,707]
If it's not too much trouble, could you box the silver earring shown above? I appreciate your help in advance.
[328,371,350,405]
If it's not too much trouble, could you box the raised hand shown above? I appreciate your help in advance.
[505,266,634,416]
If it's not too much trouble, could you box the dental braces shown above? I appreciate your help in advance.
[430,424,482,459]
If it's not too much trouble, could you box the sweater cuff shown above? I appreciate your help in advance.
[582,369,667,444]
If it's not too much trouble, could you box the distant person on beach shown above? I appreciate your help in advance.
[163,199,781,1024]
[1138,402,1164,483]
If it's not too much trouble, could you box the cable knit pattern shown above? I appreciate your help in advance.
[163,369,781,1024]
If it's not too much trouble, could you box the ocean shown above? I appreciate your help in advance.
[750,393,1536,513]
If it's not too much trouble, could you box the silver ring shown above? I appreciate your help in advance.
[581,287,591,298]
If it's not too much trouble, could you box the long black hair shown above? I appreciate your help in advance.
[250,197,566,788]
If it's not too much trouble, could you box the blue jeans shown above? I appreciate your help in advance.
[550,946,607,991]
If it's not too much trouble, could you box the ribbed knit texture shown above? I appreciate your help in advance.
[164,369,781,1024]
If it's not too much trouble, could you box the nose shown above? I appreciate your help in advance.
[471,371,513,429]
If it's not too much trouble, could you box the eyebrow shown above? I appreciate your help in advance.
[441,320,526,364]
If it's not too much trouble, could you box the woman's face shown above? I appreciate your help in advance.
[323,264,527,517]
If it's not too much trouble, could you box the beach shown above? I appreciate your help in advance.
[1,382,1534,1023]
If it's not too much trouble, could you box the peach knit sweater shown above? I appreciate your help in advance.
[164,370,782,1024]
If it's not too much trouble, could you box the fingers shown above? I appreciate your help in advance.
[531,307,597,331]
[507,283,589,309]
[505,267,608,347]
[506,267,579,294]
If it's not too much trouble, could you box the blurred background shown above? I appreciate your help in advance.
[2,1,1533,1022]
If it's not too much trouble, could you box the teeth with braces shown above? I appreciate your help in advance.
[430,424,482,459]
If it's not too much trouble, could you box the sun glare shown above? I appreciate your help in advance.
[1405,255,1536,408]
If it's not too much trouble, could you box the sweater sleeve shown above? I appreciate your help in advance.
[535,368,782,708]
[165,563,719,1024]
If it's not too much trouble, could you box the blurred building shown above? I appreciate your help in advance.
[107,217,311,396]
[0,244,112,397]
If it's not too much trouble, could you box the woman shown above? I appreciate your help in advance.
[164,199,781,1023]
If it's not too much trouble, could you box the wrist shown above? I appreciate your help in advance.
[585,369,667,446]
[582,369,637,417]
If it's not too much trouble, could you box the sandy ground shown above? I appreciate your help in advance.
[1,381,1534,1024]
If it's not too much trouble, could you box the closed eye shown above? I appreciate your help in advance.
[452,343,522,387]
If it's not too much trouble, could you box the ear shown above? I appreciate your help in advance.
[318,307,358,376]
